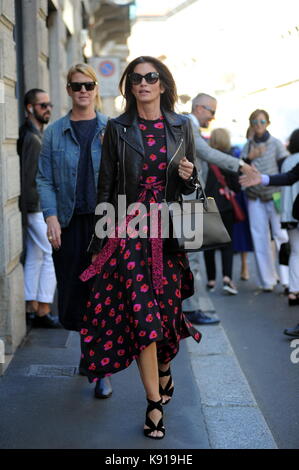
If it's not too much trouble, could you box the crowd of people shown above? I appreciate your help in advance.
[17,56,299,440]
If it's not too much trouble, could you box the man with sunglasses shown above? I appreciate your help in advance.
[17,89,59,328]
[182,93,255,325]
[37,63,112,399]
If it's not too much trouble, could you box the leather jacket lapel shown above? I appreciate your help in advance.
[117,113,144,157]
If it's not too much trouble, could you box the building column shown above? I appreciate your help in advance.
[0,0,25,373]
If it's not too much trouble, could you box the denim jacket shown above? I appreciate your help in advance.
[36,111,108,228]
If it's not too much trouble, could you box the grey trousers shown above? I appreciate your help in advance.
[182,250,215,313]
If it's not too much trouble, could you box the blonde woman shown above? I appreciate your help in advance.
[37,64,112,398]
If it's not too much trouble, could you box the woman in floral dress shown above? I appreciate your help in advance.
[79,56,201,439]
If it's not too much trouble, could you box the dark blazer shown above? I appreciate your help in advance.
[269,162,299,186]
[89,109,198,253]
[17,120,43,223]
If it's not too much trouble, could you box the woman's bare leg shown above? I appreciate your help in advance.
[158,360,174,404]
[137,342,163,438]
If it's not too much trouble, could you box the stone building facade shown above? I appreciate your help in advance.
[0,0,93,373]
[0,0,132,374]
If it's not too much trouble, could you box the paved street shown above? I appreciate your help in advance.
[0,252,298,450]
[210,252,299,449]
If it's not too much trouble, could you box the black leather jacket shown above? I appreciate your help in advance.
[89,109,198,253]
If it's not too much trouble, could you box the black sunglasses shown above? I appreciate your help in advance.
[34,102,53,109]
[129,72,160,85]
[201,104,216,117]
[67,81,97,92]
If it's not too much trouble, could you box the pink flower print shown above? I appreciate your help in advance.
[136,274,144,282]
[104,341,113,351]
[148,301,154,308]
[156,312,161,319]
[168,299,173,306]
[143,163,149,171]
[117,349,125,357]
[147,138,156,147]
[154,122,164,129]
[104,297,111,306]
[126,279,132,288]
[163,315,168,323]
[139,123,147,130]
[106,284,113,291]
[118,303,124,311]
[80,328,88,335]
[103,272,109,279]
[159,301,165,309]
[159,145,166,153]
[106,329,113,336]
[88,363,96,371]
[84,336,93,343]
[101,319,106,328]
[135,242,142,251]
[94,292,100,299]
[95,303,102,314]
[117,291,123,300]
[82,315,88,322]
[146,176,157,183]
[139,330,146,337]
[127,261,135,270]
[175,288,181,298]
[149,154,157,162]
[146,313,153,322]
[131,292,137,301]
[149,330,158,339]
[174,306,179,314]
[117,335,124,344]
[162,277,169,286]
[158,162,167,170]
[133,303,141,312]
[140,284,149,293]
[124,249,131,259]
[92,318,98,327]
[167,260,174,268]
[114,362,121,369]
[108,308,116,317]
[134,319,139,328]
[89,350,95,357]
[172,274,178,282]
[140,260,146,266]
[86,301,91,308]
[101,357,110,366]
[109,258,117,267]
[115,314,122,324]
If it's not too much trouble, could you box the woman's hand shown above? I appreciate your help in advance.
[46,215,61,250]
[247,145,265,160]
[178,157,194,180]
[92,254,98,263]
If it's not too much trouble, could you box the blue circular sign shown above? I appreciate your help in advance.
[99,60,115,77]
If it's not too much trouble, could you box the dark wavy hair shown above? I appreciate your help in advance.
[119,56,178,113]
[287,129,299,154]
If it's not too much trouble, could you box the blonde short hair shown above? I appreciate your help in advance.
[209,128,231,153]
[67,63,101,110]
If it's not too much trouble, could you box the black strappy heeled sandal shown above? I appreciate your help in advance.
[144,398,165,440]
[159,367,174,405]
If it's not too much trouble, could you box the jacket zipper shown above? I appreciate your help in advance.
[165,137,184,199]
[123,128,126,193]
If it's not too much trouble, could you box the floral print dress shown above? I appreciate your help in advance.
[79,116,201,382]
